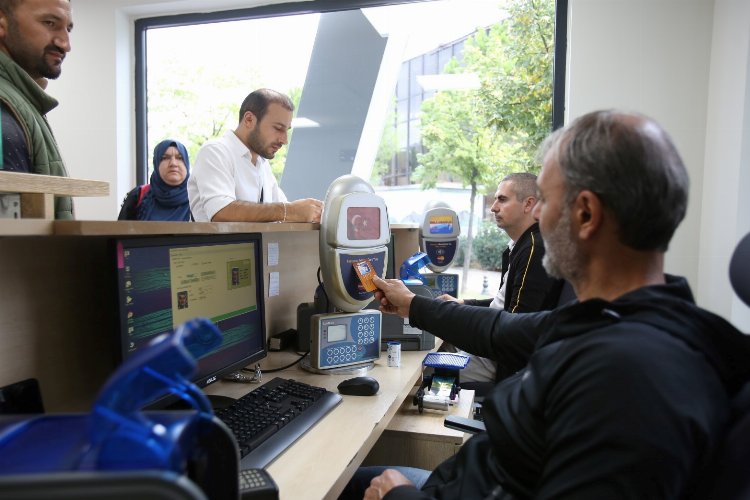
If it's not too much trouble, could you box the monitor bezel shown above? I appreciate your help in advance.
[110,232,267,403]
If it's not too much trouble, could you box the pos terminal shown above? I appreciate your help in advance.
[309,175,390,370]
[419,206,461,297]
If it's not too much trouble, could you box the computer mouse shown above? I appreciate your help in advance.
[337,376,379,396]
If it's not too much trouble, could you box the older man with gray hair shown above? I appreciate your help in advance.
[341,110,750,500]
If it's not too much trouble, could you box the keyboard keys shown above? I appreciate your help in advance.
[215,377,342,468]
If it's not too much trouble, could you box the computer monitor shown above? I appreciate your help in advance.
[112,233,266,405]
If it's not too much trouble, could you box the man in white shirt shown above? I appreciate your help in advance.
[188,88,323,223]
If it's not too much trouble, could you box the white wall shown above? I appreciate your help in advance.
[567,0,750,329]
[566,0,713,289]
[46,0,750,329]
[699,0,750,329]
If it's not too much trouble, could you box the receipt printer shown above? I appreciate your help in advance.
[373,283,436,351]
[0,318,239,500]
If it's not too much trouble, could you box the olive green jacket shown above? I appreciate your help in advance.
[0,51,72,219]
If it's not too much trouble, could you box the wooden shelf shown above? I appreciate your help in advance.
[0,216,416,238]
[52,220,320,236]
[363,386,474,470]
[0,171,108,197]
[0,219,54,235]
[0,171,109,220]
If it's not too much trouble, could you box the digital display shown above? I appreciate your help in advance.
[429,215,454,235]
[347,207,380,241]
[328,324,347,342]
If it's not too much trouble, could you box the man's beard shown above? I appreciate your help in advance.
[542,203,582,281]
[5,20,63,79]
[247,128,276,160]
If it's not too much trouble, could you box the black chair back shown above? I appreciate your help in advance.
[730,232,750,307]
[693,232,750,499]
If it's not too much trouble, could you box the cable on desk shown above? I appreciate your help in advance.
[243,351,309,374]
[223,364,262,383]
[316,266,330,311]
[236,266,319,378]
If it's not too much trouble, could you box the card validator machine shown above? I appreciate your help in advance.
[311,175,389,370]
[310,310,381,369]
[419,206,461,297]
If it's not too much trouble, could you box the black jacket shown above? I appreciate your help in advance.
[385,276,750,499]
[464,223,562,313]
[118,186,141,221]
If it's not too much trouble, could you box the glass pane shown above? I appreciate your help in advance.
[145,14,319,177]
[438,47,453,72]
[396,98,408,123]
[143,0,556,297]
[396,64,409,100]
[409,57,424,97]
[424,50,438,74]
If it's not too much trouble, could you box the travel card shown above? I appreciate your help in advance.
[353,259,378,292]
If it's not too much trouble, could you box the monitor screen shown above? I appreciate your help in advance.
[113,233,266,399]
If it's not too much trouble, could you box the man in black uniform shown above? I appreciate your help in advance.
[441,172,561,382]
[342,110,750,500]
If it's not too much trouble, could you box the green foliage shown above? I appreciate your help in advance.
[147,57,302,183]
[416,0,554,192]
[416,0,554,276]
[456,219,510,271]
[414,80,502,192]
[269,87,302,182]
[470,0,555,170]
[371,99,399,185]
[147,61,249,169]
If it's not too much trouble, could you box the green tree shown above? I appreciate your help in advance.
[149,57,301,183]
[415,0,554,291]
[414,69,506,292]
[269,87,302,181]
[370,100,398,185]
[148,60,252,171]
[471,0,555,169]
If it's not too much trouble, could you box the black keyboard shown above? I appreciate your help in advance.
[215,377,342,469]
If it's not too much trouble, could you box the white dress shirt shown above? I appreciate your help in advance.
[489,239,515,309]
[188,130,287,222]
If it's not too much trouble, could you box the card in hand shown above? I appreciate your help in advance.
[353,259,378,292]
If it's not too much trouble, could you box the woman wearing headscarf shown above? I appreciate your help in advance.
[118,139,192,221]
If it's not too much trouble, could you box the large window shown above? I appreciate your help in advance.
[135,0,567,296]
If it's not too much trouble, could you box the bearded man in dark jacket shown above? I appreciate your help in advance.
[342,110,750,500]
[0,0,74,219]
